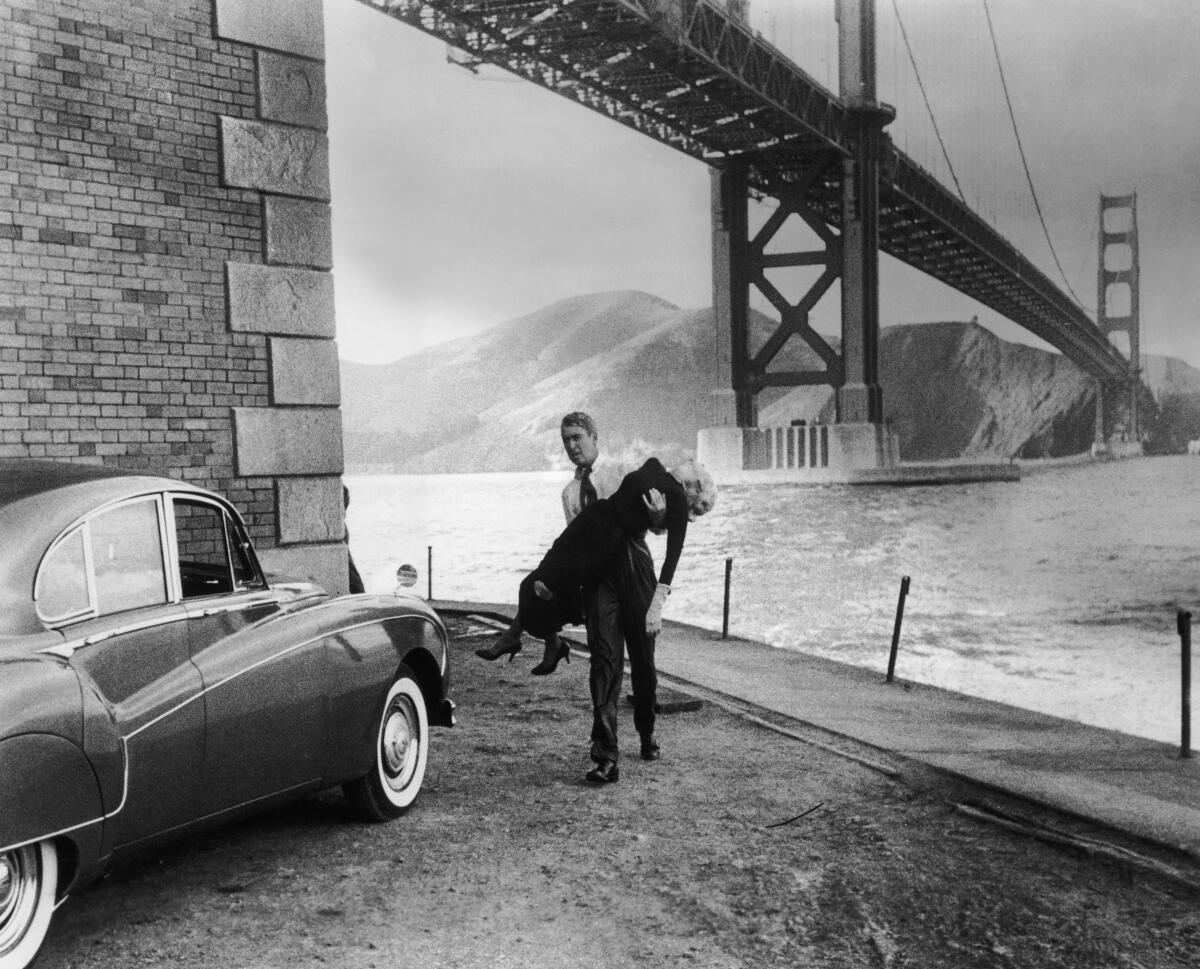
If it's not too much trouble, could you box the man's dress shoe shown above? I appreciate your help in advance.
[640,737,661,761]
[585,760,619,784]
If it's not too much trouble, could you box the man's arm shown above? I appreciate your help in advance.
[562,480,575,523]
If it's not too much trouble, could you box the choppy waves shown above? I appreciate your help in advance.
[347,456,1200,745]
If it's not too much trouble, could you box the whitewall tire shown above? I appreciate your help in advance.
[0,840,58,969]
[345,667,429,821]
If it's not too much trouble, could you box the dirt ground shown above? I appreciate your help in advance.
[36,614,1200,968]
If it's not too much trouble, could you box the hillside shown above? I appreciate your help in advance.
[340,291,1200,472]
[758,321,1100,460]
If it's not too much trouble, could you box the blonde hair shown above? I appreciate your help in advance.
[693,463,717,511]
[672,460,717,511]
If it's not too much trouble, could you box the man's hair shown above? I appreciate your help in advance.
[560,411,598,438]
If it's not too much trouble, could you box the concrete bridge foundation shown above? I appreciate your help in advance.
[697,422,899,478]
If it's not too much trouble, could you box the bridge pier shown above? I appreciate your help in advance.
[708,163,755,429]
[699,0,899,479]
[835,0,892,425]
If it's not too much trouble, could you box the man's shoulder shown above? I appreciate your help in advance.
[594,455,629,477]
[606,460,632,477]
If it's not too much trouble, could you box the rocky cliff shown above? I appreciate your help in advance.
[340,291,1200,472]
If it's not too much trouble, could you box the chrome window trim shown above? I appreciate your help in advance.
[37,592,282,659]
[192,593,280,618]
[37,608,193,659]
[162,492,183,603]
[35,493,171,627]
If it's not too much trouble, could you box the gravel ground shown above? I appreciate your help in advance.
[36,614,1200,968]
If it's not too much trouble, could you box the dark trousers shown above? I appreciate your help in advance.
[586,535,657,764]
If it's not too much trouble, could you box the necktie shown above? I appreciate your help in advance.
[579,467,597,509]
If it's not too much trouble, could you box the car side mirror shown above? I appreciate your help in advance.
[394,564,418,592]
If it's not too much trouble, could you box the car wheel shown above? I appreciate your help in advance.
[0,840,58,969]
[344,667,429,821]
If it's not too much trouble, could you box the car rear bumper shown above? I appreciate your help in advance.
[434,698,456,728]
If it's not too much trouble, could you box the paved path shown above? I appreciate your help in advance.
[437,600,1200,860]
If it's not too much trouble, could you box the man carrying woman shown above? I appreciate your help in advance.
[474,411,661,672]
[519,449,716,784]
[476,411,717,784]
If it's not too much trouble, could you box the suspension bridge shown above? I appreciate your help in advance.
[358,0,1141,475]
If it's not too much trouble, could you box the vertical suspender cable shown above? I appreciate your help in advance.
[981,0,1087,309]
[889,0,966,202]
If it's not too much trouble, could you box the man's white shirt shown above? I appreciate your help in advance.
[561,452,626,523]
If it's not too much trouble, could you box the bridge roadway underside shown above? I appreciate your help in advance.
[365,0,1131,384]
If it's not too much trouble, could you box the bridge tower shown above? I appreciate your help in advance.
[701,0,899,476]
[1095,193,1141,448]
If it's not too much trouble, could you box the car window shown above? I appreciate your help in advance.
[175,499,234,598]
[37,527,91,622]
[224,511,264,590]
[173,498,264,596]
[91,498,169,614]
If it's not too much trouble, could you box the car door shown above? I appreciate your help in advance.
[45,494,205,847]
[171,496,329,816]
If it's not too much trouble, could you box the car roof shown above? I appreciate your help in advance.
[0,458,134,503]
[0,460,221,638]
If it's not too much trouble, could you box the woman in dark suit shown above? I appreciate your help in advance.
[516,457,716,652]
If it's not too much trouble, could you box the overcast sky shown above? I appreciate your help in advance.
[323,0,1200,369]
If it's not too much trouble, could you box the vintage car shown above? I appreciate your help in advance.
[0,460,453,969]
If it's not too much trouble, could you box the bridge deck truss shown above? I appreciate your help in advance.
[365,0,1131,383]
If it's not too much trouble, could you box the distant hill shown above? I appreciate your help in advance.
[762,320,1101,459]
[339,291,1200,472]
[1142,354,1200,451]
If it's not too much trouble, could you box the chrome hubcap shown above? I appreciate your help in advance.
[0,854,14,912]
[0,847,35,952]
[381,697,417,790]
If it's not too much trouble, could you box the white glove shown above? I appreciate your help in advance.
[645,583,670,636]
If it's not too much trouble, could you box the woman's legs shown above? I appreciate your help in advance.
[479,572,554,662]
[530,630,571,676]
[475,612,524,661]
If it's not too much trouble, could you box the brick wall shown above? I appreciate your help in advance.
[0,0,348,592]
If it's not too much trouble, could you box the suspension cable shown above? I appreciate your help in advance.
[888,0,965,203]
[1074,217,1098,316]
[981,0,1086,307]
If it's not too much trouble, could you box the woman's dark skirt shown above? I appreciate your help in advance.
[518,501,627,639]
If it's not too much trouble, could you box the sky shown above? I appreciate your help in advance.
[323,0,1200,369]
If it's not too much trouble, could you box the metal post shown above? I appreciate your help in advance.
[721,557,733,639]
[1180,610,1192,758]
[427,545,432,600]
[886,575,910,683]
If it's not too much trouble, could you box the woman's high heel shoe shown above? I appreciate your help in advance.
[475,636,522,662]
[530,642,571,676]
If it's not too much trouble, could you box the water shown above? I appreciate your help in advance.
[346,457,1200,746]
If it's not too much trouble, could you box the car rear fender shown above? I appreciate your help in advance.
[0,733,108,895]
